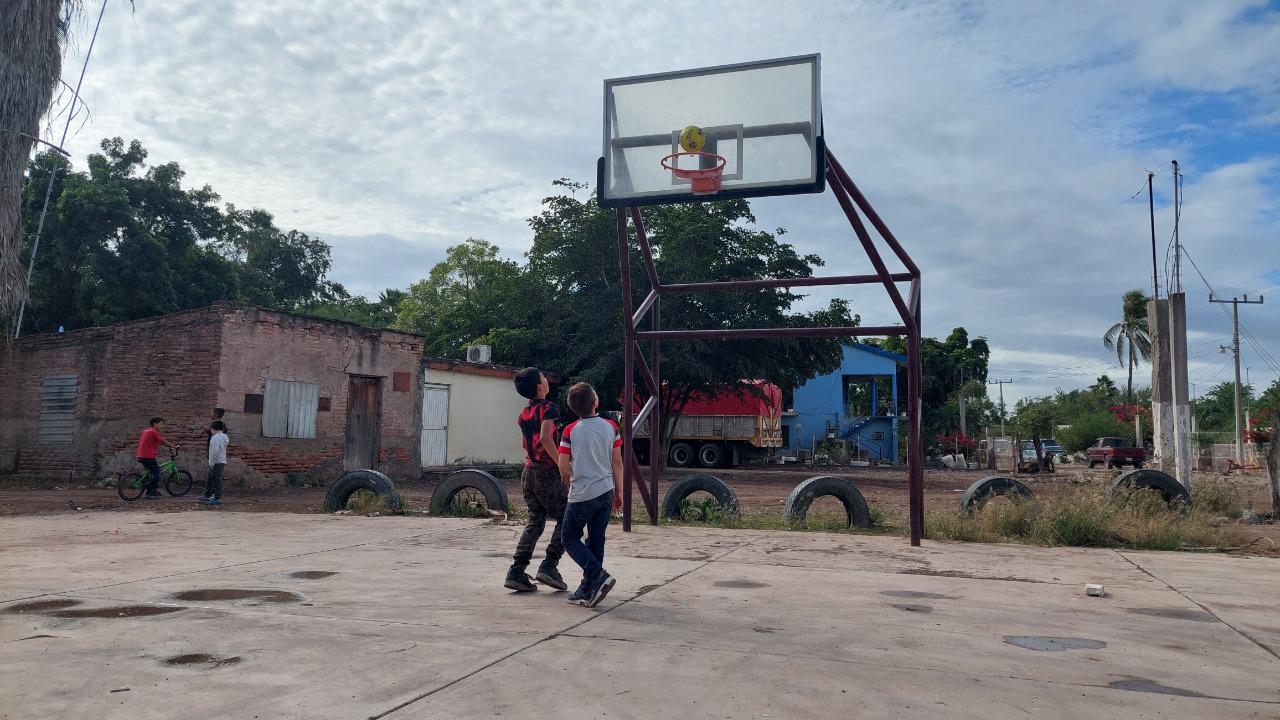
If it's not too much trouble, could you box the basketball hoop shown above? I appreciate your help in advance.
[661,152,727,195]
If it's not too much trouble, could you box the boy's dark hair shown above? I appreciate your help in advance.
[567,382,598,418]
[513,367,542,399]
[210,420,227,432]
[213,407,226,418]
[149,417,164,426]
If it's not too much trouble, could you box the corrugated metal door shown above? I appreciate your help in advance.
[38,375,78,444]
[421,384,449,466]
[288,382,318,439]
[263,380,291,438]
[344,376,381,470]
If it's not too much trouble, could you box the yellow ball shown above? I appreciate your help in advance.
[679,125,705,153]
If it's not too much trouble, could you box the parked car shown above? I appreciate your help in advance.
[1020,440,1064,463]
[1087,437,1146,469]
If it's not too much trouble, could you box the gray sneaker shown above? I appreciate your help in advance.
[566,581,590,605]
[586,572,616,608]
[535,565,567,591]
[504,570,537,592]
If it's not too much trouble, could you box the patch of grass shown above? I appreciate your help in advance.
[345,489,392,515]
[927,486,1250,551]
[432,488,494,518]
[1190,479,1243,518]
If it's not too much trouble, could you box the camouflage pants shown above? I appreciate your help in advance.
[510,466,568,571]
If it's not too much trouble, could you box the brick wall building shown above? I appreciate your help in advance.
[0,303,427,487]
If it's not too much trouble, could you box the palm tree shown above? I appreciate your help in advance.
[1,2,73,321]
[1103,289,1153,407]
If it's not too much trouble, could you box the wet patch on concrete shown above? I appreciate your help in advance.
[1004,636,1107,652]
[53,605,184,619]
[163,653,242,669]
[635,585,662,596]
[1125,607,1216,623]
[171,589,304,604]
[881,591,959,600]
[714,580,771,589]
[16,635,62,641]
[752,626,782,634]
[287,571,338,580]
[1107,677,1206,698]
[889,603,933,613]
[482,552,510,558]
[3,599,82,614]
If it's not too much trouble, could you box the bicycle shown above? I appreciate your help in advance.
[116,449,194,501]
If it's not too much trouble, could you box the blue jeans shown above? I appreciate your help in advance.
[561,490,613,583]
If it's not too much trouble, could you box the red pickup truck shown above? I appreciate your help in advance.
[1087,437,1146,469]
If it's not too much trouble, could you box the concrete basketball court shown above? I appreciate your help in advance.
[2,511,1278,719]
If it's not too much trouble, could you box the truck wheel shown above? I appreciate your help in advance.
[697,443,725,468]
[784,476,872,529]
[1105,459,1116,469]
[959,475,1032,512]
[660,474,739,519]
[1133,462,1144,469]
[1110,469,1189,505]
[669,442,694,468]
[1088,461,1100,469]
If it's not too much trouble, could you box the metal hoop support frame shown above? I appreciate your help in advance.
[615,147,926,546]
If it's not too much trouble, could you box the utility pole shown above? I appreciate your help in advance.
[988,379,1013,437]
[1210,293,1265,463]
[1171,161,1182,293]
[1148,171,1159,301]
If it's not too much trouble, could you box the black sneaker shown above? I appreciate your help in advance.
[503,570,537,592]
[586,572,616,608]
[566,581,590,605]
[535,565,568,591]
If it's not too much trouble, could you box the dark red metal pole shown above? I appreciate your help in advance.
[661,272,914,293]
[616,208,636,531]
[636,325,905,341]
[649,294,661,524]
[826,150,920,278]
[827,168,915,330]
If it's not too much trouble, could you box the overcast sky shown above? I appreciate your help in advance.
[51,0,1279,404]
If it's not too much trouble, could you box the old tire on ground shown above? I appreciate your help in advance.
[324,469,404,512]
[784,476,872,529]
[697,443,725,468]
[668,442,694,468]
[959,475,1033,512]
[1110,468,1189,505]
[660,473,739,519]
[430,468,509,514]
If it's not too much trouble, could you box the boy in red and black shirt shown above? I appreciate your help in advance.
[504,368,569,593]
[136,417,178,499]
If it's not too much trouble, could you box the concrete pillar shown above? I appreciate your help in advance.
[1147,298,1174,474]
[1169,293,1192,490]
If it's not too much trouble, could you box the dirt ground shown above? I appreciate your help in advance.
[2,462,1274,524]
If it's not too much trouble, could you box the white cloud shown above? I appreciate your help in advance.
[46,0,1279,404]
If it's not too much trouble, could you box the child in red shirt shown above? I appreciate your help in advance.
[136,417,178,499]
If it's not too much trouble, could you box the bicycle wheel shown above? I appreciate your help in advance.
[165,469,194,497]
[117,472,147,502]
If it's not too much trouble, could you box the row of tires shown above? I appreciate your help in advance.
[323,466,1192,524]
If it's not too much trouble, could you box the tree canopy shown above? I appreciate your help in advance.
[12,140,341,335]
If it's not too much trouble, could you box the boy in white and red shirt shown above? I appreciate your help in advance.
[557,382,623,608]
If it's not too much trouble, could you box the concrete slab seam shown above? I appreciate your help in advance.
[369,532,775,720]
[1113,549,1280,663]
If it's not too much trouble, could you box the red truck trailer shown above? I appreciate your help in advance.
[631,382,783,468]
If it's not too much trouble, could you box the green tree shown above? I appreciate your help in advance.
[1192,381,1255,434]
[1013,397,1056,470]
[15,140,339,333]
[1103,289,1152,406]
[1057,411,1129,453]
[306,288,406,329]
[876,329,991,438]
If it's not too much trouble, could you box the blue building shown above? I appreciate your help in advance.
[782,344,905,462]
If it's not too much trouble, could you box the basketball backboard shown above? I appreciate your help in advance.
[598,55,823,208]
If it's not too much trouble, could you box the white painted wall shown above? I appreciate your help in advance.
[422,368,526,466]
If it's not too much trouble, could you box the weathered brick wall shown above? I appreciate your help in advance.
[215,306,426,485]
[1,303,428,488]
[0,307,223,482]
